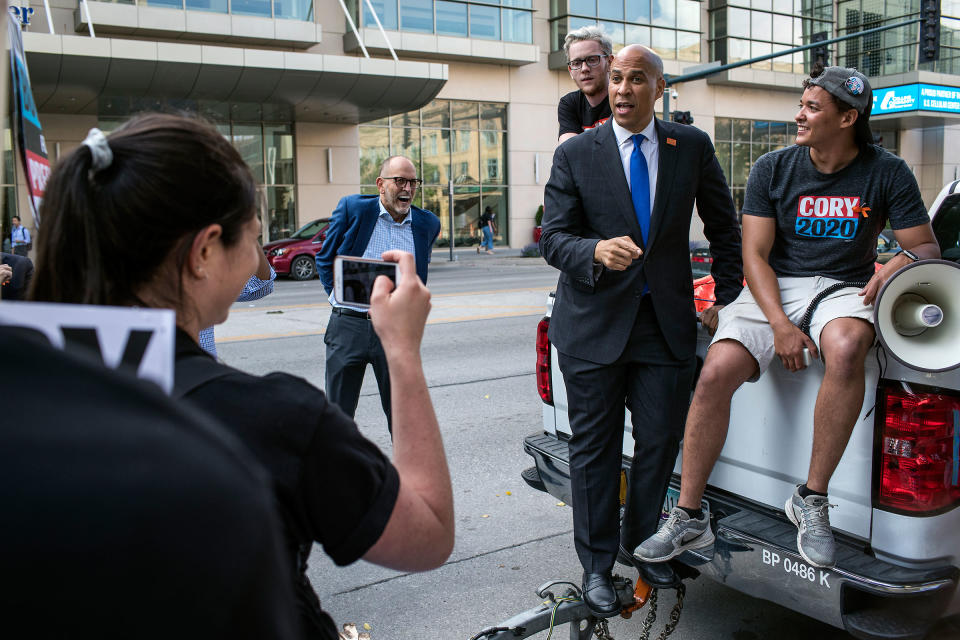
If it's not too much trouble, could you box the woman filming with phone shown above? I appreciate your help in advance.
[29,114,454,640]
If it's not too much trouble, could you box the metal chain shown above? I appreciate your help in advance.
[637,588,659,640]
[594,618,615,640]
[635,583,685,640]
[656,583,685,640]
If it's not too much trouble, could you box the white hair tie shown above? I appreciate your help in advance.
[82,128,113,174]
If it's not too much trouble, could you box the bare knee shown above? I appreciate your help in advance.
[821,319,874,377]
[693,341,756,403]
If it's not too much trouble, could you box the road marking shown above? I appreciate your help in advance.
[216,309,543,344]
[226,285,554,313]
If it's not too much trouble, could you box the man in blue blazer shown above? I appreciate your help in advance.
[316,155,441,430]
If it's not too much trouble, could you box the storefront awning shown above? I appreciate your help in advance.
[23,33,447,123]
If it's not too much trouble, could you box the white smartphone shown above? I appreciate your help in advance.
[333,256,399,309]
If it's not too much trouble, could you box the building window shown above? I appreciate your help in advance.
[836,0,916,76]
[714,117,796,213]
[130,0,314,20]
[837,1,960,76]
[550,0,702,61]
[1,126,17,254]
[101,113,297,243]
[362,0,534,43]
[709,0,831,74]
[359,100,508,247]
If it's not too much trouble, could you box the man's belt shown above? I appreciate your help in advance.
[332,306,371,320]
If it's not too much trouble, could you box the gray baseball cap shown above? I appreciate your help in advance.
[806,66,872,114]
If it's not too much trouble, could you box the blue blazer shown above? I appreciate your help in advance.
[317,194,442,295]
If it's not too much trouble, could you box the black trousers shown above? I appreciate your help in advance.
[323,311,392,430]
[557,297,695,573]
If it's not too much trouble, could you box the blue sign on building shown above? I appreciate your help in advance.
[872,83,960,116]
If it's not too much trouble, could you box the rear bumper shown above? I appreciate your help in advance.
[523,432,959,640]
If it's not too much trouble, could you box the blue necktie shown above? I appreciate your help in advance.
[630,133,651,245]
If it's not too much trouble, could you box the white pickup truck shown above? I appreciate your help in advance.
[523,181,960,639]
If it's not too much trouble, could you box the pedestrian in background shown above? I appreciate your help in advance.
[10,215,31,256]
[478,205,496,254]
[30,115,454,640]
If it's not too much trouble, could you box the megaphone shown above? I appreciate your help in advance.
[874,259,960,372]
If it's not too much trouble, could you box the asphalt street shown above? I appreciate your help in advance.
[214,251,959,640]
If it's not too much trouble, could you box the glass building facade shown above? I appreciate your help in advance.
[359,100,508,247]
[98,0,314,20]
[359,0,535,42]
[100,109,297,244]
[1,127,17,254]
[708,0,832,73]
[837,0,960,76]
[550,0,702,60]
[714,117,797,212]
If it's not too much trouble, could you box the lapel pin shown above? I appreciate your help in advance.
[666,138,677,146]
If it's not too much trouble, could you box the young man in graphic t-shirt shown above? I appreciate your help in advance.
[558,25,613,143]
[634,65,940,569]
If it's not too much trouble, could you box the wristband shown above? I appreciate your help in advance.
[896,248,920,262]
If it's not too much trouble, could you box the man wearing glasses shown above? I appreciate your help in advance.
[558,26,614,143]
[316,155,441,430]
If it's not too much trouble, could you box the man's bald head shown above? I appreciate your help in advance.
[608,44,665,132]
[614,45,663,79]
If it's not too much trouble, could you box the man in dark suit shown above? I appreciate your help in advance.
[540,44,742,616]
[1,252,34,301]
[316,155,441,430]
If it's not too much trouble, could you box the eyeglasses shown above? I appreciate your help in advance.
[382,176,423,189]
[567,55,605,70]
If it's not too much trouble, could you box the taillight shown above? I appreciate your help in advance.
[876,384,960,514]
[536,317,553,406]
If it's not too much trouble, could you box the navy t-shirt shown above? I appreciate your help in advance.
[742,144,930,281]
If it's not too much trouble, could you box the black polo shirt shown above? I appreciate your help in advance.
[174,329,400,639]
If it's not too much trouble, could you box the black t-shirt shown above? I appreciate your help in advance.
[742,144,930,281]
[0,326,297,639]
[558,89,612,138]
[174,330,400,640]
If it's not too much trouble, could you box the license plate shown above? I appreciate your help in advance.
[662,487,709,519]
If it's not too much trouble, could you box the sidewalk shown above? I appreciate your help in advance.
[428,246,546,269]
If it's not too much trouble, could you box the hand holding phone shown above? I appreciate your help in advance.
[368,250,431,358]
[333,256,399,309]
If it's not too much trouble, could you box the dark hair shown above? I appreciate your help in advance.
[12,216,20,222]
[803,62,874,149]
[30,113,257,306]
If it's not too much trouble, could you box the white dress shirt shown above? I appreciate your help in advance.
[612,117,658,214]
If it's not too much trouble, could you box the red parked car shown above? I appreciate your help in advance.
[263,218,331,280]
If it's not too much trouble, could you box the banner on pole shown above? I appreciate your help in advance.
[7,18,51,224]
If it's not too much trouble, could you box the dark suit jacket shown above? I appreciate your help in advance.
[541,118,742,365]
[316,194,442,295]
[1,252,34,301]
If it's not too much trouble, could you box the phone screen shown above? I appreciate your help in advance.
[338,258,397,306]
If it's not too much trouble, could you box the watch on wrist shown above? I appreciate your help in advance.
[898,248,920,262]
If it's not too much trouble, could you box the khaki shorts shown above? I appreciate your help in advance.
[711,276,875,379]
